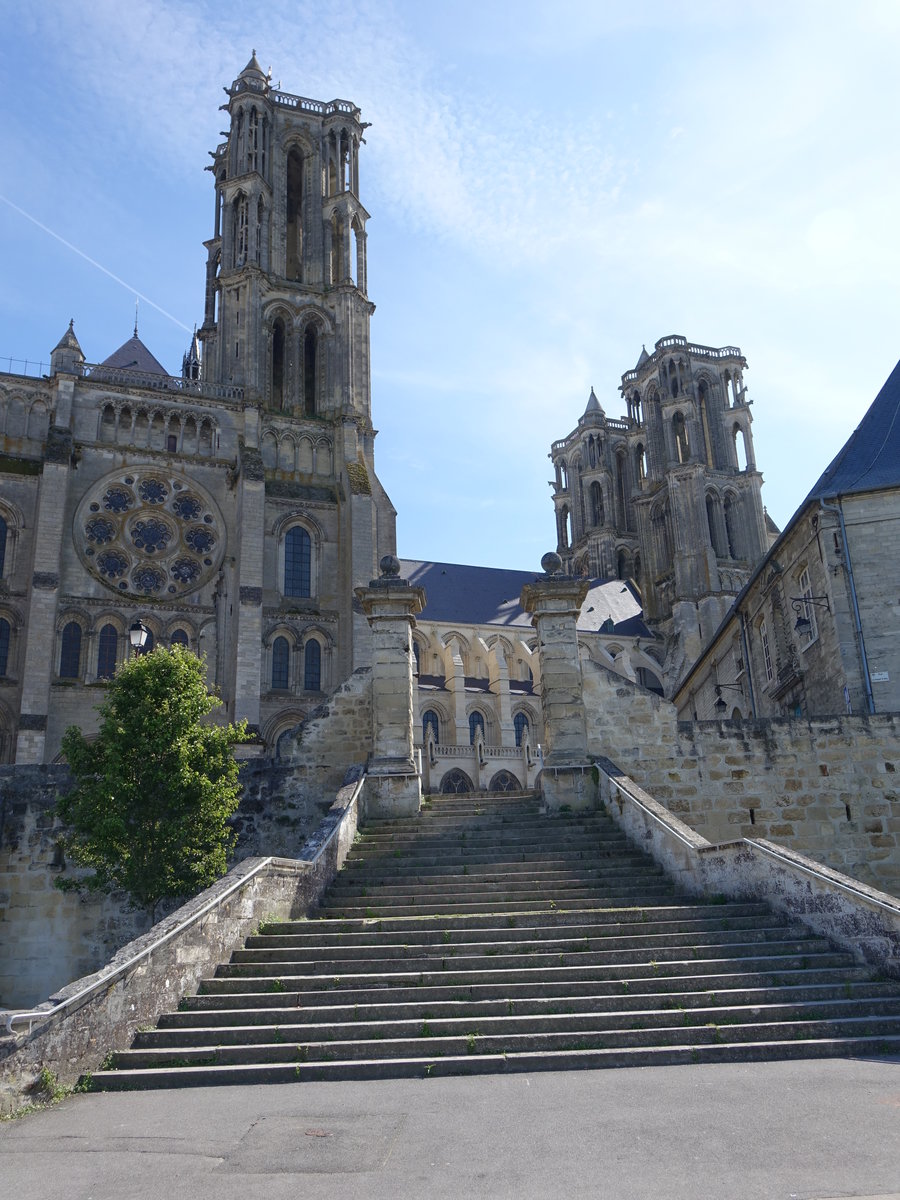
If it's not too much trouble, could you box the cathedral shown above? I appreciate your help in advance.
[0,55,775,766]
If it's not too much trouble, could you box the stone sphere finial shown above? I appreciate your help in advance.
[541,551,562,576]
[379,554,401,578]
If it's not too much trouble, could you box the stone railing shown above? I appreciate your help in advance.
[0,773,364,1114]
[271,91,360,119]
[82,363,244,402]
[596,757,900,978]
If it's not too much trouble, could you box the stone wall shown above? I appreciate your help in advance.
[0,670,374,1010]
[584,660,900,896]
[0,771,361,1116]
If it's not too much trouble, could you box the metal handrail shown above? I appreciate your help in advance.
[4,773,365,1036]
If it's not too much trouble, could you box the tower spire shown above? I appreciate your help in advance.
[134,297,139,338]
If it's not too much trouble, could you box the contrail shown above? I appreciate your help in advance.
[0,194,193,334]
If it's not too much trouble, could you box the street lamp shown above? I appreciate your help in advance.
[790,595,830,633]
[129,619,149,657]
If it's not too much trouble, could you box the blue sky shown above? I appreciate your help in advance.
[2,1,899,571]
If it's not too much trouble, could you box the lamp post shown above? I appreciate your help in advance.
[790,595,830,633]
[129,619,149,658]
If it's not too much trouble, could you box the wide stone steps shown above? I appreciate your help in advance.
[87,793,900,1089]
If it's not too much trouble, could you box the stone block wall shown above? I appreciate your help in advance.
[0,670,374,1010]
[584,660,900,896]
[0,765,153,1010]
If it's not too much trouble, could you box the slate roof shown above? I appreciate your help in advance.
[398,559,652,636]
[804,356,900,500]
[98,333,169,376]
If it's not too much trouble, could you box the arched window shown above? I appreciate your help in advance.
[559,505,571,550]
[171,629,189,648]
[0,618,10,676]
[271,636,290,689]
[724,494,740,559]
[0,515,6,576]
[303,639,321,691]
[143,628,156,654]
[513,711,529,747]
[468,710,485,745]
[286,148,303,280]
[635,444,647,486]
[590,481,604,527]
[588,436,596,468]
[412,641,420,674]
[422,709,439,743]
[733,423,749,470]
[706,493,726,558]
[303,325,318,416]
[97,624,118,679]
[272,318,286,410]
[60,621,82,679]
[284,526,311,597]
[673,412,689,463]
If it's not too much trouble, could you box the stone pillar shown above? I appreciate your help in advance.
[520,553,596,811]
[356,556,426,818]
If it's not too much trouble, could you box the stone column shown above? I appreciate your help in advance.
[520,553,596,811]
[356,556,426,818]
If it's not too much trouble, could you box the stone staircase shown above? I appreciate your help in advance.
[88,792,900,1088]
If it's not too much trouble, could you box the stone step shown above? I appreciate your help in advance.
[140,997,900,1048]
[247,912,796,950]
[187,962,880,1002]
[227,935,836,974]
[87,1034,900,1090]
[212,949,858,989]
[168,981,900,1024]
[318,892,680,918]
[240,921,830,960]
[327,869,666,896]
[264,901,775,936]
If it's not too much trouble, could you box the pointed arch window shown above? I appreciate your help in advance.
[673,412,689,463]
[271,636,290,690]
[590,481,604,527]
[0,515,7,576]
[60,621,82,679]
[284,527,311,597]
[272,318,286,410]
[303,639,321,691]
[303,325,318,416]
[724,494,740,559]
[468,710,485,745]
[97,624,118,679]
[423,709,439,744]
[0,618,10,676]
[171,629,189,649]
[513,711,529,747]
[286,148,303,281]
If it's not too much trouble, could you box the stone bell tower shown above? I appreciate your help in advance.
[199,51,373,422]
[197,54,395,728]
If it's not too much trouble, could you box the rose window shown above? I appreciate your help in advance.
[172,494,202,521]
[97,551,128,578]
[85,517,115,544]
[139,478,168,505]
[103,487,132,513]
[75,468,224,598]
[130,517,172,554]
[185,526,215,555]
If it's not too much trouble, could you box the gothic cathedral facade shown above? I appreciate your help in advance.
[0,55,396,762]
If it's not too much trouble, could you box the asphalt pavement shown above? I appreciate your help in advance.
[1,1057,899,1200]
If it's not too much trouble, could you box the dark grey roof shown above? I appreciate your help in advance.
[398,559,652,636]
[99,334,168,376]
[54,319,82,353]
[583,387,604,416]
[804,357,900,500]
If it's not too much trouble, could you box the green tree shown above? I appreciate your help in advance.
[56,646,248,919]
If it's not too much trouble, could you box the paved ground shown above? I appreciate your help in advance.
[1,1058,899,1200]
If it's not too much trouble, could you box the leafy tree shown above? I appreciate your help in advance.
[56,646,248,919]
